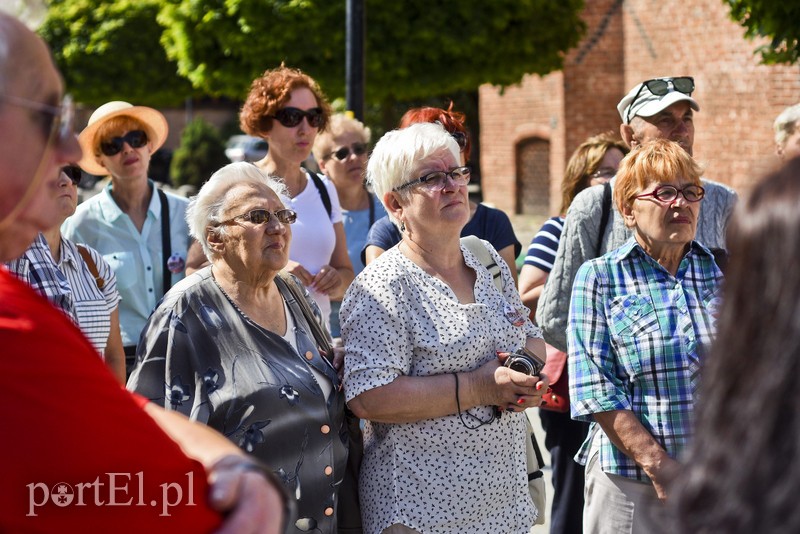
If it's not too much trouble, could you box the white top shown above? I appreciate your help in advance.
[281,173,343,328]
[341,242,542,534]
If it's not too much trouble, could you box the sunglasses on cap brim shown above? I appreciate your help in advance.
[626,76,695,123]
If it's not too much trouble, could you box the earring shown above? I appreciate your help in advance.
[400,220,406,233]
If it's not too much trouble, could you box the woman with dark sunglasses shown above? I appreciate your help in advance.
[63,101,193,377]
[240,66,355,332]
[5,165,126,383]
[311,113,386,339]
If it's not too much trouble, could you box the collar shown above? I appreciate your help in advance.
[99,179,160,222]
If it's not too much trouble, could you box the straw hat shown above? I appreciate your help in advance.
[77,101,168,176]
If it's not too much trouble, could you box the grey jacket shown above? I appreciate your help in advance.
[535,178,737,351]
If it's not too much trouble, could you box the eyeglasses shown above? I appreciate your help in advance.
[217,208,297,227]
[394,166,471,192]
[327,142,368,161]
[270,107,324,128]
[0,93,75,146]
[634,184,705,203]
[61,165,82,186]
[99,130,148,156]
[626,76,695,124]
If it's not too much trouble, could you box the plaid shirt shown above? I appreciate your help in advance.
[568,238,722,482]
[4,233,78,326]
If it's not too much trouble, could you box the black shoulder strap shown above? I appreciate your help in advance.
[157,187,172,295]
[596,182,612,257]
[277,272,333,354]
[368,194,376,226]
[308,171,332,219]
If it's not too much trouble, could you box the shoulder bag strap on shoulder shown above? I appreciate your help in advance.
[596,181,612,257]
[461,235,502,292]
[76,245,105,290]
[157,187,172,295]
[277,272,333,354]
[308,171,332,219]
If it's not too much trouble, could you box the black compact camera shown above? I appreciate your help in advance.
[504,346,546,376]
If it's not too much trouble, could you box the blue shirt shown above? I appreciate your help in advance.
[62,182,190,346]
[342,194,386,275]
[568,238,722,481]
[361,203,521,265]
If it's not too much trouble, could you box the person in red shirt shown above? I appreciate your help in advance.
[0,13,285,533]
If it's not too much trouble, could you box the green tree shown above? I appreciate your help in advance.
[39,0,195,107]
[170,117,229,189]
[158,0,586,104]
[725,0,800,64]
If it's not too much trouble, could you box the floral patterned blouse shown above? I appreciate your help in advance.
[341,242,542,534]
[128,267,348,534]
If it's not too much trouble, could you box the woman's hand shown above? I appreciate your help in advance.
[466,356,549,413]
[283,260,314,287]
[310,264,342,295]
[320,346,345,381]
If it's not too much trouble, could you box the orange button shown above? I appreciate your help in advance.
[305,351,314,360]
[324,507,334,516]
[320,425,330,434]
[324,466,333,476]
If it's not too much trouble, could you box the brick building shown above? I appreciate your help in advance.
[479,0,800,216]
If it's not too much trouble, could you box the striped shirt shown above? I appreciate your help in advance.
[5,233,121,356]
[568,238,722,481]
[523,216,565,273]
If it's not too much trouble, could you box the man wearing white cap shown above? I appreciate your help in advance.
[773,102,800,160]
[538,76,736,352]
[62,101,191,373]
[535,77,737,532]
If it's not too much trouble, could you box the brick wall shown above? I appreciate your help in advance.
[480,0,800,215]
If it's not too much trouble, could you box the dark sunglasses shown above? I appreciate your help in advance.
[626,76,695,123]
[327,142,368,161]
[218,208,297,227]
[271,107,324,129]
[99,130,148,156]
[61,165,82,186]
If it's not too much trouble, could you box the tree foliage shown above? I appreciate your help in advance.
[725,0,800,64]
[39,0,195,107]
[158,0,586,103]
[170,117,229,188]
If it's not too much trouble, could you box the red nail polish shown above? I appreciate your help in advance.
[536,383,543,391]
[517,397,525,405]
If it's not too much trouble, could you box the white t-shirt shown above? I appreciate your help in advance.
[281,172,342,327]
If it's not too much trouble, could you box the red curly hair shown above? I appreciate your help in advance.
[240,64,332,137]
[398,102,472,157]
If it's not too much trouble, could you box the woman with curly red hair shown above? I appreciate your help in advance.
[240,65,354,329]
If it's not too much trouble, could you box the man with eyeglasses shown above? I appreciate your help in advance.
[537,76,737,354]
[0,13,285,532]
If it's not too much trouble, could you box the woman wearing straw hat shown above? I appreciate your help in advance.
[62,101,191,375]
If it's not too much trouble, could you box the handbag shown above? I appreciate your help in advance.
[278,272,363,534]
[460,236,546,524]
[539,344,569,412]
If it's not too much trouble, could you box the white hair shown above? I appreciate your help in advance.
[774,103,800,147]
[366,122,460,226]
[186,162,288,260]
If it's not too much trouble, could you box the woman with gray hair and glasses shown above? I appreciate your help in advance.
[341,122,548,533]
[128,162,353,534]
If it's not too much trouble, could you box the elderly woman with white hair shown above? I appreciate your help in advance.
[128,162,352,534]
[341,122,548,534]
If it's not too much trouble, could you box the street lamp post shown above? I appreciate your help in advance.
[346,0,365,121]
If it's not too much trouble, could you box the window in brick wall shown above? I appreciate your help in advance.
[515,137,550,215]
